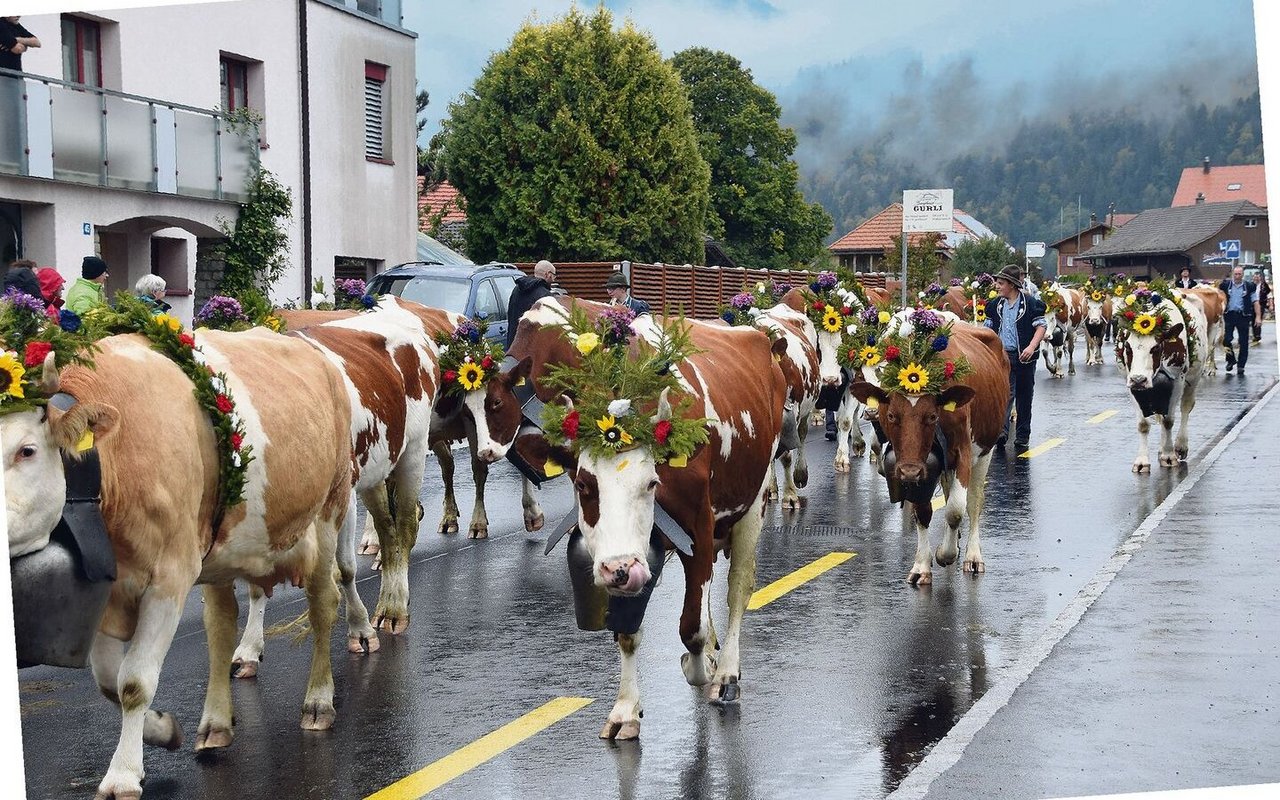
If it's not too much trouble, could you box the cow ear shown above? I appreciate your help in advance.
[512,428,577,477]
[1160,322,1184,342]
[938,385,976,411]
[848,380,889,408]
[503,355,533,384]
[770,336,789,359]
[49,401,119,457]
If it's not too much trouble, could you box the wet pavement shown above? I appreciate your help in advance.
[17,341,1280,800]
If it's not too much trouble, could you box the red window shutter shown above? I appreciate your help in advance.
[365,62,387,81]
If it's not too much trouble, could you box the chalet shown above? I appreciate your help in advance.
[1049,211,1136,277]
[828,202,1003,277]
[1171,158,1266,208]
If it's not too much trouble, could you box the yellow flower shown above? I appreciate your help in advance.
[154,314,182,332]
[878,311,891,324]
[859,346,880,366]
[1132,314,1158,336]
[987,290,998,299]
[458,363,485,391]
[975,306,987,322]
[265,316,283,332]
[1091,291,1104,301]
[575,332,600,355]
[822,309,843,333]
[897,362,929,393]
[595,414,633,447]
[0,352,26,399]
[1114,286,1124,296]
[1124,294,1137,306]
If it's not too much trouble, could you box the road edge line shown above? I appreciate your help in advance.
[887,379,1280,800]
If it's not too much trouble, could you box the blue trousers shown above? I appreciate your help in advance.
[1004,352,1036,444]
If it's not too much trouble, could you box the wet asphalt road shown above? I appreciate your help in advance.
[18,340,1279,800]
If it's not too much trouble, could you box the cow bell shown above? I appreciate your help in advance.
[566,529,666,634]
[1131,370,1176,418]
[1050,329,1065,348]
[11,523,112,669]
[778,402,801,453]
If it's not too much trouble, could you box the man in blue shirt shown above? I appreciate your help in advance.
[984,265,1048,450]
[1218,266,1260,376]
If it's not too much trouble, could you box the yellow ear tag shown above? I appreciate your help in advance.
[76,430,94,452]
[543,459,564,478]
[616,459,630,473]
[942,400,957,412]
[667,453,688,468]
[865,396,879,410]
[773,353,781,363]
[515,377,527,387]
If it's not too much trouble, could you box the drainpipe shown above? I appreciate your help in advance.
[298,0,313,299]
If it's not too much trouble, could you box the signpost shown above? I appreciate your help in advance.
[1026,241,1046,282]
[901,189,954,307]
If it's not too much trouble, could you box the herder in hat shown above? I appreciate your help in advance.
[983,264,1047,452]
[604,271,650,316]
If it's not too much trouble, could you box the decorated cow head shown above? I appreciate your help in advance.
[796,273,867,387]
[1113,283,1193,394]
[433,319,530,463]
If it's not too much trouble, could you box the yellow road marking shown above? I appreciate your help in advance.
[1087,409,1118,424]
[1019,437,1066,459]
[365,697,593,799]
[931,495,946,511]
[748,552,856,610]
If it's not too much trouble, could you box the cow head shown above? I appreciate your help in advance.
[849,380,974,483]
[463,356,532,463]
[2,353,118,557]
[1118,319,1185,391]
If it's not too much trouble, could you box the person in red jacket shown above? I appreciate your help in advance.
[36,266,65,320]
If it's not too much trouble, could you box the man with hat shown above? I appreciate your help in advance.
[604,271,650,316]
[65,255,111,315]
[984,264,1047,450]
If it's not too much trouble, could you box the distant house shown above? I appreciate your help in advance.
[1171,158,1267,208]
[1079,200,1267,281]
[1049,212,1137,277]
[418,177,468,252]
[828,202,1003,276]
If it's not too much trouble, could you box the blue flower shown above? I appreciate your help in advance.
[809,281,821,292]
[932,334,949,352]
[360,293,376,309]
[58,309,82,333]
[1150,293,1163,305]
[866,334,876,346]
[722,311,735,323]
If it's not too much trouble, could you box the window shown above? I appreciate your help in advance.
[1227,183,1243,191]
[1067,256,1074,268]
[334,256,381,282]
[61,15,102,87]
[1246,218,1258,228]
[1092,233,1102,245]
[473,280,501,321]
[365,62,388,161]
[357,0,381,14]
[491,275,516,315]
[220,56,249,112]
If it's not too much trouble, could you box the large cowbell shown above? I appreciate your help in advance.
[1131,369,1176,418]
[566,529,666,634]
[815,366,850,412]
[879,426,948,506]
[11,449,116,669]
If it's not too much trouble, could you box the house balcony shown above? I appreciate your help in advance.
[0,68,258,204]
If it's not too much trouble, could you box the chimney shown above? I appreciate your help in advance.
[1195,192,1205,205]
[1089,212,1097,225]
[1203,156,1211,174]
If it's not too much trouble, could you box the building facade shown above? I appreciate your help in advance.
[1048,212,1136,277]
[0,0,417,322]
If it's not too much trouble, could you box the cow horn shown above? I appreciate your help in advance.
[651,387,673,423]
[40,350,60,394]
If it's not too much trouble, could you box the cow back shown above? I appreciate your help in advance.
[1184,286,1224,327]
[275,309,359,330]
[941,286,969,318]
[939,325,1010,450]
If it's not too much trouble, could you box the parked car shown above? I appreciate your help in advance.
[367,262,524,343]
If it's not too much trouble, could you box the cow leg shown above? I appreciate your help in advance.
[433,440,460,535]
[600,631,643,740]
[196,584,239,751]
[94,591,184,800]
[231,583,267,679]
[522,477,545,532]
[934,471,962,567]
[907,500,934,585]
[710,492,766,704]
[362,482,394,571]
[780,450,800,510]
[848,399,867,457]
[834,398,856,471]
[1175,379,1197,461]
[678,506,717,687]
[1067,333,1076,375]
[301,518,341,731]
[374,455,425,634]
[337,490,378,655]
[791,419,810,490]
[1133,412,1152,473]
[358,511,380,556]
[467,447,491,539]
[962,452,992,573]
[91,634,182,752]
[766,460,780,502]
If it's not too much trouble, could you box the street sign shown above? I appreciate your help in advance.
[902,189,954,233]
[1219,239,1241,258]
[1026,241,1046,258]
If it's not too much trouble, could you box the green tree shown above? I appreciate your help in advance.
[670,47,832,270]
[948,235,1015,278]
[415,86,433,177]
[882,233,944,295]
[440,7,711,264]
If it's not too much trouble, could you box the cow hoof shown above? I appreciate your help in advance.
[1159,453,1178,468]
[934,545,959,567]
[600,719,641,740]
[1069,369,1076,376]
[375,611,409,635]
[869,450,880,464]
[438,519,459,535]
[145,711,183,751]
[680,651,715,686]
[524,512,545,532]
[908,570,933,586]
[468,525,489,540]
[195,724,234,751]
[358,540,380,556]
[1175,445,1189,460]
[963,558,986,574]
[370,552,382,571]
[347,633,380,654]
[851,441,866,457]
[95,772,144,800]
[231,658,259,679]
[833,456,850,473]
[301,701,336,732]
[1132,461,1150,474]
[710,679,740,705]
[782,494,800,511]
[765,488,778,502]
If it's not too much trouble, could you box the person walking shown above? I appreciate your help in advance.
[984,264,1047,451]
[135,274,172,315]
[1218,266,1259,376]
[65,255,111,315]
[505,259,556,349]
[1251,272,1270,344]
[603,271,650,316]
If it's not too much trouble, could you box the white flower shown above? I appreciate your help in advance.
[192,349,207,365]
[918,291,926,298]
[755,282,766,293]
[210,376,226,394]
[747,307,763,319]
[231,452,242,468]
[229,412,241,429]
[310,292,327,306]
[607,399,632,417]
[971,281,980,289]
[464,355,473,363]
[846,324,857,335]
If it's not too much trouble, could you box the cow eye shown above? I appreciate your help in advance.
[886,411,899,423]
[17,445,36,460]
[647,478,658,492]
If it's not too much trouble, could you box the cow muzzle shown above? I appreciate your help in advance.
[567,530,666,633]
[598,557,651,595]
[879,428,948,505]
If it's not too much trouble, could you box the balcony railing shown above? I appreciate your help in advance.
[0,68,259,203]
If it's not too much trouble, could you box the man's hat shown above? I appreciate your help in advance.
[994,264,1022,285]
[81,256,109,280]
[603,272,629,290]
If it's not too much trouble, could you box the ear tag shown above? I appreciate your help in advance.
[616,459,630,473]
[773,353,781,363]
[942,400,957,412]
[76,430,94,452]
[543,459,564,478]
[865,396,880,410]
[515,377,527,387]
[667,453,688,468]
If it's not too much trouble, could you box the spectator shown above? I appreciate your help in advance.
[3,261,42,301]
[0,17,40,70]
[603,271,650,316]
[136,274,172,315]
[65,255,111,315]
[505,259,556,349]
[1218,265,1259,376]
[1175,268,1195,290]
[985,264,1047,451]
[36,266,64,320]
[1251,272,1270,344]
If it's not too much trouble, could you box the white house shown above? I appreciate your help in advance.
[0,0,418,322]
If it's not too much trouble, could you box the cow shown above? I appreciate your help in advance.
[751,301,820,509]
[1040,284,1085,377]
[3,329,364,800]
[1082,289,1113,366]
[1178,286,1224,377]
[508,297,789,739]
[941,286,971,319]
[1115,292,1209,472]
[848,320,1009,585]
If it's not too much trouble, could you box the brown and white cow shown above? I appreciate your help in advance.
[835,286,897,465]
[849,324,1009,584]
[1178,286,1224,376]
[1115,294,1209,472]
[2,330,363,800]
[1040,284,1085,377]
[750,301,820,509]
[510,297,789,739]
[1082,291,1113,366]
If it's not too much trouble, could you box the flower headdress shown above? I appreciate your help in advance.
[917,282,948,309]
[194,294,285,333]
[801,271,866,335]
[0,290,97,416]
[867,309,973,397]
[838,300,898,371]
[434,319,505,393]
[540,305,708,464]
[1040,282,1063,311]
[961,273,998,323]
[1113,280,1197,360]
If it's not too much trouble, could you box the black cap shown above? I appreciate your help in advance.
[82,256,109,280]
[604,272,629,289]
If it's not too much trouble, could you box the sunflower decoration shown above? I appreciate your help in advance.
[0,288,98,417]
[1112,279,1199,367]
[801,270,865,337]
[434,319,505,395]
[1040,283,1063,312]
[838,300,899,372]
[964,273,997,322]
[540,304,709,465]
[869,309,974,397]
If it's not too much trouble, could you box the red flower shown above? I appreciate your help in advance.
[179,333,195,348]
[215,394,234,414]
[561,410,581,439]
[481,355,494,369]
[812,301,825,311]
[654,419,672,444]
[443,369,458,383]
[1124,310,1136,320]
[884,345,901,361]
[231,432,243,451]
[23,341,51,368]
[944,361,956,379]
[848,349,857,361]
[841,306,852,316]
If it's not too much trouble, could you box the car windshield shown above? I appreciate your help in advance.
[377,275,471,314]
